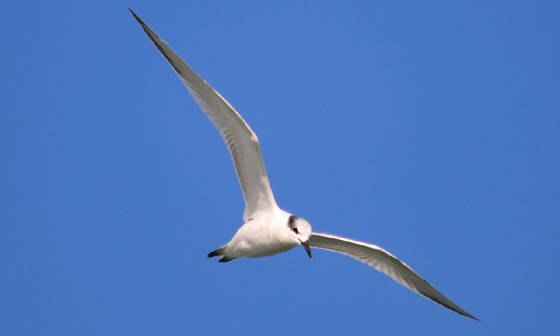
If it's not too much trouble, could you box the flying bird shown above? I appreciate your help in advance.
[129,9,478,321]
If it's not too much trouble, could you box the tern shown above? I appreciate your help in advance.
[130,9,478,321]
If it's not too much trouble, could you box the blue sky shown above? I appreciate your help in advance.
[2,1,559,335]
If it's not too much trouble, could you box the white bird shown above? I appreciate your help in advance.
[130,9,478,321]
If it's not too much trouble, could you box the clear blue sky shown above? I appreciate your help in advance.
[2,1,559,335]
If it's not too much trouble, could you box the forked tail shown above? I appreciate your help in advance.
[207,246,236,262]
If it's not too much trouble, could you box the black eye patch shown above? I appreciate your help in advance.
[288,215,299,234]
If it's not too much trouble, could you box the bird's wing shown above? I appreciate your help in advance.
[130,10,277,221]
[309,232,479,320]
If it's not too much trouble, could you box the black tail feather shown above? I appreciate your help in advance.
[208,247,236,262]
[207,247,224,258]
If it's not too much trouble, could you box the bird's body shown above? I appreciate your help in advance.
[130,9,478,321]
[217,208,296,260]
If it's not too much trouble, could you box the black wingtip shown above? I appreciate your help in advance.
[428,294,480,321]
[129,8,142,24]
[459,310,480,322]
[469,314,482,322]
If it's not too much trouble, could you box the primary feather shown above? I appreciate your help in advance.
[130,9,277,222]
[309,233,479,320]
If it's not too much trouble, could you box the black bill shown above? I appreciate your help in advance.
[302,240,312,259]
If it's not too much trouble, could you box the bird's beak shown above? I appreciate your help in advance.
[302,240,312,259]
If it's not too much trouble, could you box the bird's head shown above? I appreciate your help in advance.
[287,215,313,259]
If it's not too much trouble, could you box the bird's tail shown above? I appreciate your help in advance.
[207,246,236,262]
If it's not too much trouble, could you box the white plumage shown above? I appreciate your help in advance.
[130,9,478,321]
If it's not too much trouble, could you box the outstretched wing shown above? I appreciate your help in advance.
[130,9,277,221]
[309,232,479,320]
